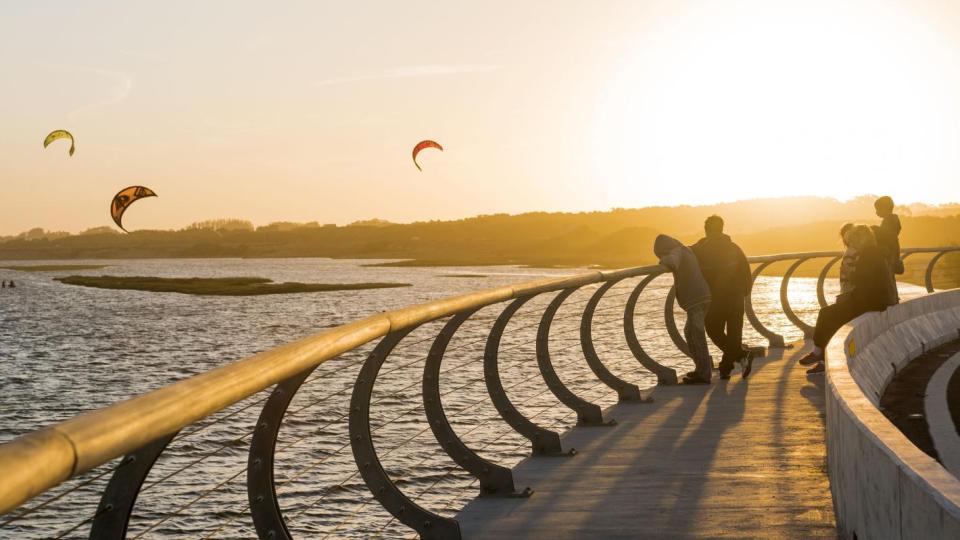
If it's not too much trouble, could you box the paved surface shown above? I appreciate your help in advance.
[457,344,836,539]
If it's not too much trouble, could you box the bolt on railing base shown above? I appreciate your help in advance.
[479,486,534,499]
[577,418,617,427]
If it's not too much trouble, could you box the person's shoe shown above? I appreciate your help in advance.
[685,370,698,379]
[806,362,825,375]
[798,352,823,366]
[741,351,754,379]
[681,373,710,385]
[719,371,731,380]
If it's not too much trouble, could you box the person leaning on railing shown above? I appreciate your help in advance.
[799,225,897,374]
[691,215,755,380]
[654,234,713,385]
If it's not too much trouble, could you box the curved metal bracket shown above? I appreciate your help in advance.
[926,251,948,293]
[780,257,815,338]
[485,296,570,457]
[664,286,690,356]
[248,368,318,540]
[816,256,842,309]
[89,432,179,539]
[745,262,786,348]
[350,329,462,540]
[536,288,611,426]
[580,280,644,402]
[424,309,531,498]
[623,274,679,385]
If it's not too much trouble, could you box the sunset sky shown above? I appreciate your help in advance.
[2,1,960,234]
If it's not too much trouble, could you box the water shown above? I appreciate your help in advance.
[0,258,887,538]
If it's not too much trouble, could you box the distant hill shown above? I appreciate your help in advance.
[0,196,957,271]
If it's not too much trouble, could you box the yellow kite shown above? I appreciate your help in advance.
[43,130,75,156]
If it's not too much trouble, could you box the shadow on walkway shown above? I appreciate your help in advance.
[456,342,836,539]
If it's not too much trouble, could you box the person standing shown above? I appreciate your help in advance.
[873,196,902,303]
[691,216,754,380]
[654,234,713,385]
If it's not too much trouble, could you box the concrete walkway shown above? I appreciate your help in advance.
[457,344,836,539]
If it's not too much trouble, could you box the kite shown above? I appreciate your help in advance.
[412,140,443,171]
[43,130,76,156]
[111,186,157,232]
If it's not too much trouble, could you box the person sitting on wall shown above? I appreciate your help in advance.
[691,215,755,380]
[798,225,896,374]
[654,234,713,385]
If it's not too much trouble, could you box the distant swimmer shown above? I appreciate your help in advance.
[1,281,5,288]
[7,280,14,288]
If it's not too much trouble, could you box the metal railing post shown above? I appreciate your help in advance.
[580,280,644,401]
[623,274,679,385]
[779,257,815,337]
[816,256,842,308]
[247,368,318,540]
[535,289,611,426]
[89,432,179,539]
[664,286,690,355]
[349,329,461,540]
[423,309,531,498]
[745,262,787,348]
[926,251,949,293]
[484,297,571,456]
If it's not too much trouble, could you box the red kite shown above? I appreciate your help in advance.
[412,140,443,171]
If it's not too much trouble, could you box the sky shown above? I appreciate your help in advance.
[1,0,960,234]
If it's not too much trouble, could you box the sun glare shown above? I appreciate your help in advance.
[592,1,960,208]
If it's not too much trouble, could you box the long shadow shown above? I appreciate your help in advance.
[648,371,750,537]
[456,345,839,538]
[456,378,713,535]
[458,356,756,536]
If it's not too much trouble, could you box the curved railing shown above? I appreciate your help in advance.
[0,247,955,538]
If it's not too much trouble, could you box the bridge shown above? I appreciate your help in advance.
[0,248,958,539]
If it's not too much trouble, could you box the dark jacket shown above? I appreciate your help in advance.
[850,244,896,311]
[654,234,711,311]
[876,214,902,272]
[691,234,751,301]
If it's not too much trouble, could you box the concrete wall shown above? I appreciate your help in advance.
[826,290,960,539]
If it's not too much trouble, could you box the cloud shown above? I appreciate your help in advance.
[66,66,133,119]
[314,64,498,87]
[36,63,134,119]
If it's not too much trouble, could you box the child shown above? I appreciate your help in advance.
[874,196,901,302]
[654,235,713,384]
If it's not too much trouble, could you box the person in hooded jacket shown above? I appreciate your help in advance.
[799,225,896,374]
[654,234,713,384]
[691,216,754,380]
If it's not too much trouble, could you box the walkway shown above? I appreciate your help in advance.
[457,344,836,539]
